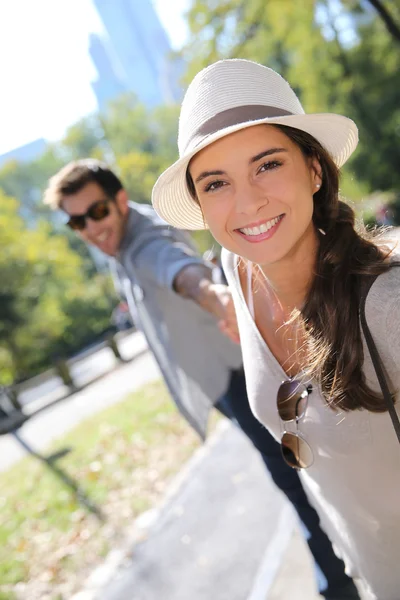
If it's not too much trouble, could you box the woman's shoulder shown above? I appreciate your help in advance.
[221,249,240,285]
[221,249,249,304]
[221,248,236,270]
[364,254,400,379]
[367,255,400,304]
[365,255,400,336]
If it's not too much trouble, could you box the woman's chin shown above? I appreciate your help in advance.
[235,238,286,266]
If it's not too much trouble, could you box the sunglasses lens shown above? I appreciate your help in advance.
[88,200,110,221]
[66,200,111,231]
[281,432,314,469]
[67,216,86,231]
[277,380,309,422]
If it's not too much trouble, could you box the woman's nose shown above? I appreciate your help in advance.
[234,181,269,215]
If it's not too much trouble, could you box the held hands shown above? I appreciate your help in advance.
[173,265,240,344]
[206,284,241,345]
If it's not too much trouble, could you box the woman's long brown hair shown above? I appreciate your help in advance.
[187,123,395,412]
[274,125,395,412]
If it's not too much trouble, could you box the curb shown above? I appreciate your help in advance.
[70,419,231,600]
[247,504,295,600]
[24,344,149,418]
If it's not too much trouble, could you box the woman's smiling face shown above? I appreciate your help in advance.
[189,124,321,267]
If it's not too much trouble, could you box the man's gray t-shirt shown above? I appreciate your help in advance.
[110,203,242,438]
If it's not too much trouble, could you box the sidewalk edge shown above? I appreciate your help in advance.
[70,419,231,600]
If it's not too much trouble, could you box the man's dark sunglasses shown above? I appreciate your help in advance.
[66,198,112,231]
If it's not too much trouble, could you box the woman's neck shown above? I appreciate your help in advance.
[258,226,319,318]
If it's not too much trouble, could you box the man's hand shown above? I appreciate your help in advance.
[196,281,240,344]
[212,284,240,344]
[173,264,240,344]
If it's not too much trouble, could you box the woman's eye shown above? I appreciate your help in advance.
[258,160,282,173]
[204,180,225,193]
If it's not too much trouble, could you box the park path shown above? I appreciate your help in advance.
[0,332,154,471]
[2,331,321,599]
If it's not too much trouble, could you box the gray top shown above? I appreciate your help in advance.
[222,248,400,600]
[110,203,242,439]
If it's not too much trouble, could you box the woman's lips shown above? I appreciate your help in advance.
[235,214,285,243]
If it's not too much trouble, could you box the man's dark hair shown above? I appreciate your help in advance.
[44,159,123,209]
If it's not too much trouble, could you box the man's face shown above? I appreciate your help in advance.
[62,182,129,256]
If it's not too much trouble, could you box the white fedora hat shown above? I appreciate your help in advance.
[152,59,358,230]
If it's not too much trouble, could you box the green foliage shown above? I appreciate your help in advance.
[116,151,157,204]
[55,275,118,357]
[0,156,55,224]
[0,97,181,381]
[341,12,400,191]
[0,380,200,595]
[183,0,400,196]
[1,1,399,381]
[101,95,180,202]
[0,192,116,382]
[59,115,105,161]
[100,93,155,156]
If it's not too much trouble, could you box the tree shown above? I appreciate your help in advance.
[0,92,184,382]
[0,153,57,224]
[100,93,156,157]
[324,0,400,190]
[116,151,158,203]
[58,115,106,162]
[182,0,400,195]
[0,192,72,380]
[364,0,400,43]
[0,191,116,383]
[99,95,180,202]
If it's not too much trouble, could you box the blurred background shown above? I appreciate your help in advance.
[1,0,400,387]
[0,1,399,599]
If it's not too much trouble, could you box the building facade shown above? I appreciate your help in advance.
[91,0,183,109]
[0,138,47,169]
[89,33,128,112]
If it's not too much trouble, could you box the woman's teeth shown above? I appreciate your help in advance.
[239,215,282,236]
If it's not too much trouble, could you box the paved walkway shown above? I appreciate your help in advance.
[73,422,320,600]
[267,528,319,599]
[2,333,322,599]
[0,334,156,471]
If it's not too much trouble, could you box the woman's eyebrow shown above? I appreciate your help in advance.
[194,170,225,184]
[249,147,288,164]
[194,148,288,183]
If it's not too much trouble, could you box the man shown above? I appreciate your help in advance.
[44,159,359,599]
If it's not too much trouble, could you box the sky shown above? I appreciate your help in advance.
[0,0,190,155]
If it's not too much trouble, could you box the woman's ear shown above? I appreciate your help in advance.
[310,156,323,190]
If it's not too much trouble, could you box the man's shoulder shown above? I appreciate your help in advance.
[129,201,166,229]
[121,202,167,255]
[121,202,195,264]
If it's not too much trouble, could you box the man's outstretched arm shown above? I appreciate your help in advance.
[125,229,240,343]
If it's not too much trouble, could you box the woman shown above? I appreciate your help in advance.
[152,59,400,599]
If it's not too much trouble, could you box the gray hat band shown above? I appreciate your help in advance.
[184,104,294,154]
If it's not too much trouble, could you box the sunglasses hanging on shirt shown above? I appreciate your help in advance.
[277,379,314,470]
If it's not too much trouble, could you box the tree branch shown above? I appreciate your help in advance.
[364,0,400,44]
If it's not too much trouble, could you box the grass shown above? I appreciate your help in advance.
[0,380,202,600]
